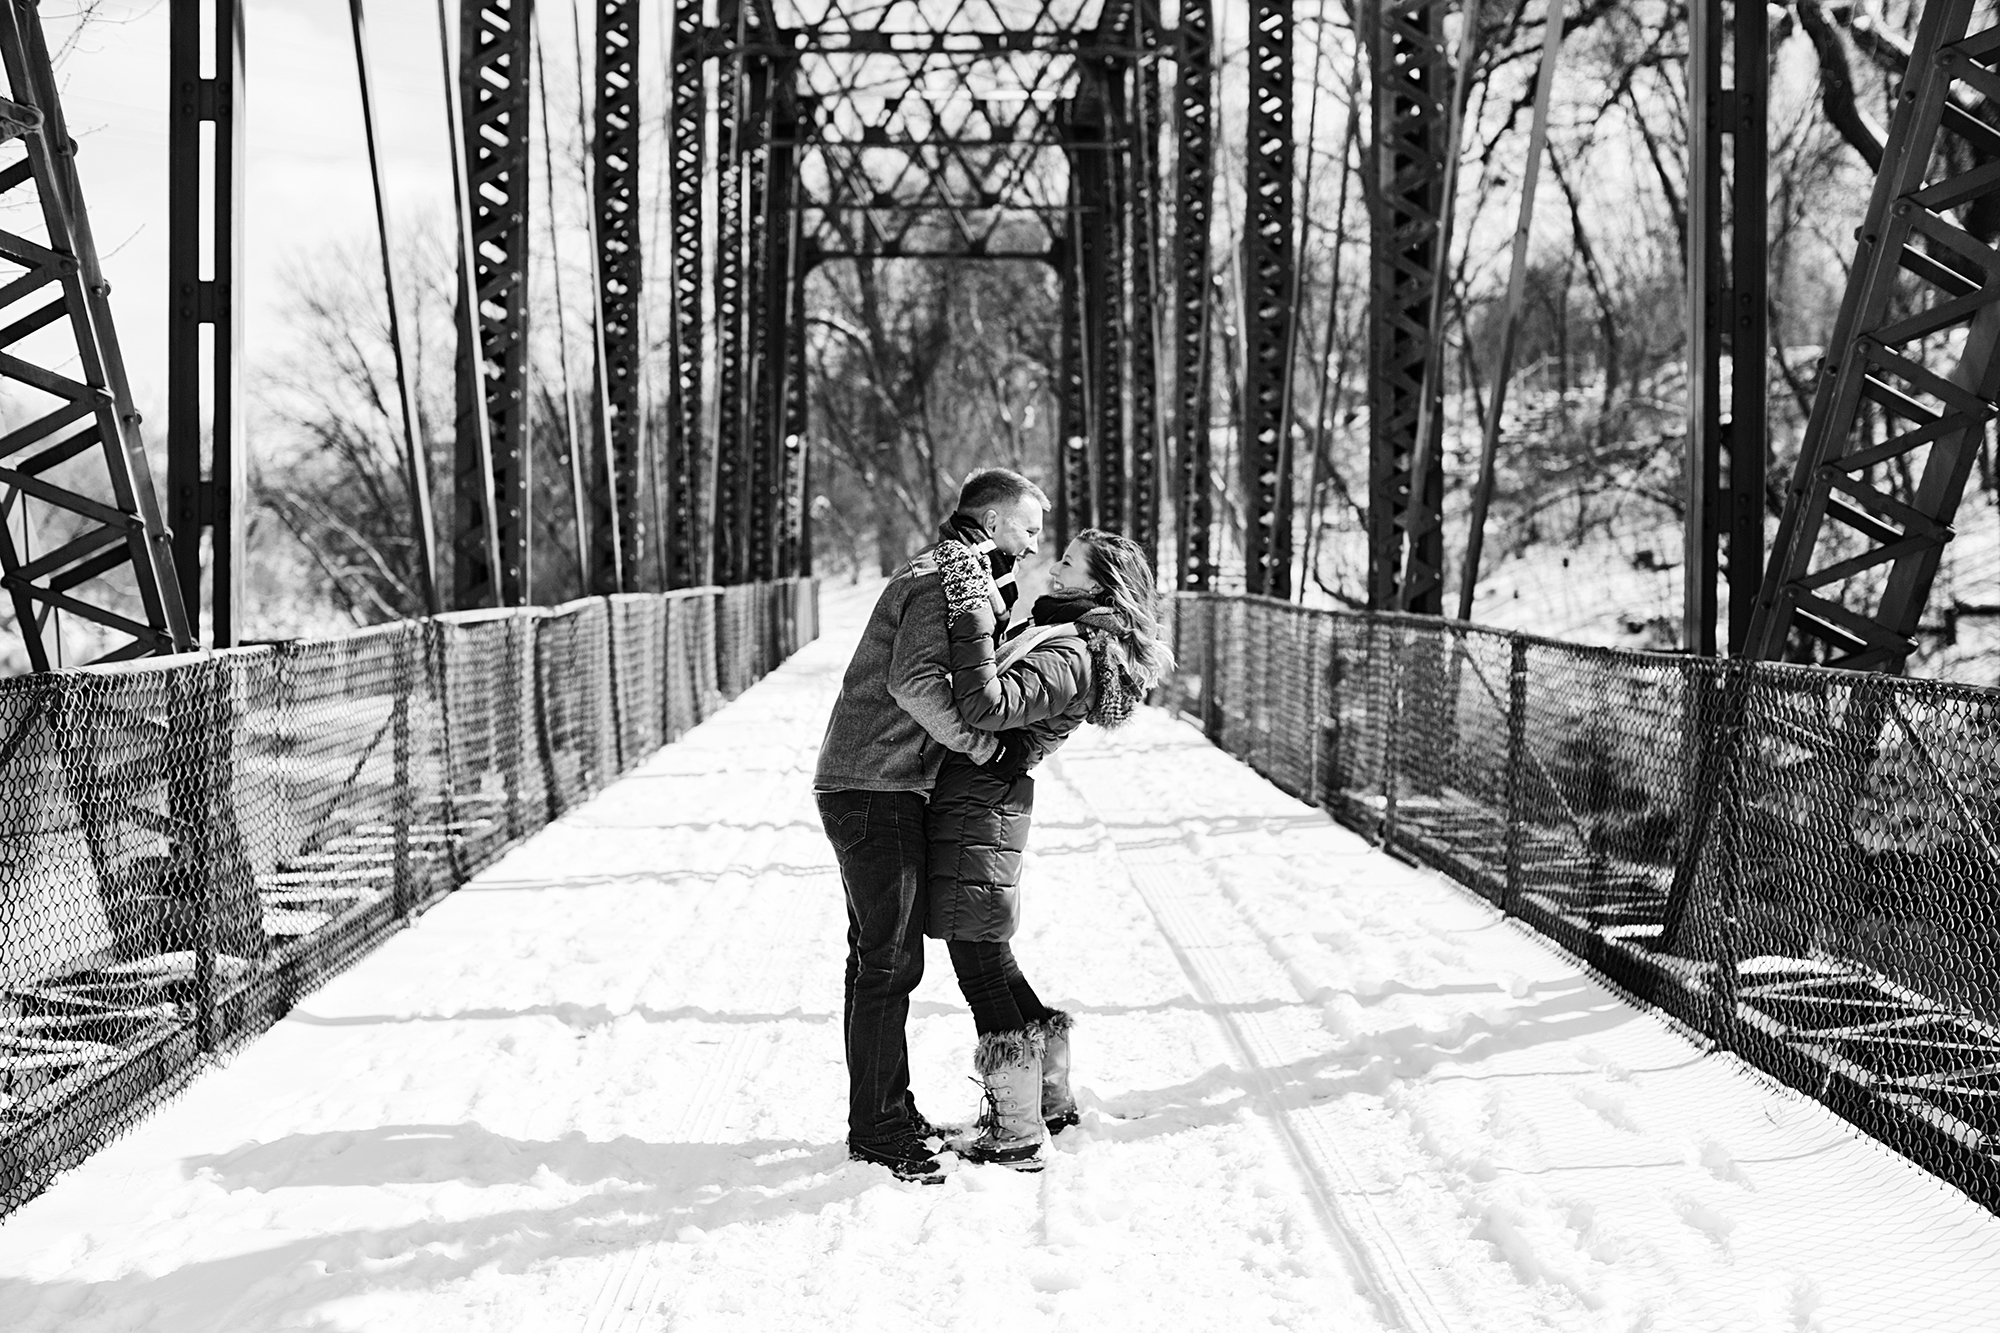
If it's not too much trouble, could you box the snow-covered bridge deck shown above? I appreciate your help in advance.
[3,584,1999,1332]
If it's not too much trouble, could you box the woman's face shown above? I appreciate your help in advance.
[1046,541,1104,599]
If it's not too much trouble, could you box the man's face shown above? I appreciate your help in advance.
[980,497,1044,559]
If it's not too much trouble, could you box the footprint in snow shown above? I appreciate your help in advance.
[1574,1084,1641,1133]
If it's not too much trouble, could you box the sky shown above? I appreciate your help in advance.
[47,0,604,416]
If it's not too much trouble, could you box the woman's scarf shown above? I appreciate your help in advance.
[1024,592,1142,728]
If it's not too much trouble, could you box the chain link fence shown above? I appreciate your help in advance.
[0,578,818,1219]
[1165,592,2000,1214]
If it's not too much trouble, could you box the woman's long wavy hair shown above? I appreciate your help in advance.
[1074,528,1176,692]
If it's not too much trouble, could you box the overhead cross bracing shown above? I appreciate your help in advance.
[693,0,1196,574]
[781,0,1129,261]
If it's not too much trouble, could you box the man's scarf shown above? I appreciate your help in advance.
[938,514,1018,628]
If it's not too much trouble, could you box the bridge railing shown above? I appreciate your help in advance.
[0,577,818,1217]
[1166,592,2000,1213]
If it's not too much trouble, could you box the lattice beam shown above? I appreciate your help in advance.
[1242,0,1292,598]
[749,69,803,583]
[1092,64,1129,534]
[1055,231,1091,549]
[454,0,533,609]
[1172,0,1214,592]
[1365,0,1446,612]
[0,6,192,670]
[711,15,752,587]
[665,0,704,588]
[1746,2,2000,670]
[1128,7,1164,566]
[596,0,647,592]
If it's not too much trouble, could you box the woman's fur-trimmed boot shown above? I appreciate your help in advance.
[963,1029,1045,1170]
[1032,1011,1079,1135]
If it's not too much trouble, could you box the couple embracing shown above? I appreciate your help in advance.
[813,468,1173,1183]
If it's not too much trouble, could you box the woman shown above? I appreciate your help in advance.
[925,528,1173,1170]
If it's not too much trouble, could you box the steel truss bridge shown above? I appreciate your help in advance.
[1,0,1999,1220]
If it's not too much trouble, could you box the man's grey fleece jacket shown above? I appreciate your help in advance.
[814,549,999,794]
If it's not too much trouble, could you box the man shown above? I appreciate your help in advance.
[814,468,1049,1182]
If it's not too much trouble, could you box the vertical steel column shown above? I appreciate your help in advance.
[1054,235,1092,549]
[167,0,243,648]
[1172,0,1214,591]
[665,0,705,587]
[596,0,646,590]
[752,70,801,582]
[712,10,750,586]
[1684,0,1767,656]
[778,237,812,578]
[454,0,533,608]
[1095,68,1130,534]
[1064,83,1114,538]
[1365,0,1447,611]
[1242,0,1294,598]
[1128,20,1164,564]
[744,62,786,583]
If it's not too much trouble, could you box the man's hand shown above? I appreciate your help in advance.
[984,729,1034,779]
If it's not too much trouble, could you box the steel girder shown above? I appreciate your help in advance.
[776,220,811,579]
[595,0,648,592]
[665,0,704,586]
[167,0,243,648]
[1056,230,1092,550]
[747,72,803,583]
[1242,0,1293,599]
[1365,0,1447,613]
[1128,9,1165,567]
[454,0,533,609]
[1684,0,1768,657]
[1096,68,1131,534]
[1067,64,1121,539]
[1746,1,2000,670]
[1172,0,1214,592]
[711,10,752,587]
[0,5,192,670]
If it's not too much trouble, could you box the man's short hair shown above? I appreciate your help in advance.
[956,467,1050,515]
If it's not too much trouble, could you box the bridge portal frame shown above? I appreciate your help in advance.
[0,4,193,670]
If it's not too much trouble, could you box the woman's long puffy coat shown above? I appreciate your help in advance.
[923,562,1096,943]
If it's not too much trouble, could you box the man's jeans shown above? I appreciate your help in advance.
[818,789,928,1145]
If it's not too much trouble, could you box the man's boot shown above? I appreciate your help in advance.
[1033,1010,1079,1135]
[962,1029,1045,1170]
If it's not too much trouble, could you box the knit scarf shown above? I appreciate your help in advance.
[1025,593,1142,729]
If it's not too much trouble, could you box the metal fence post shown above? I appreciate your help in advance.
[1380,622,1405,849]
[504,617,525,840]
[1712,660,1749,1036]
[1202,597,1222,741]
[1503,634,1528,915]
[605,598,628,774]
[392,625,414,921]
[175,657,222,1054]
[1320,615,1343,810]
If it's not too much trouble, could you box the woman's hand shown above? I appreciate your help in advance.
[982,729,1034,778]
